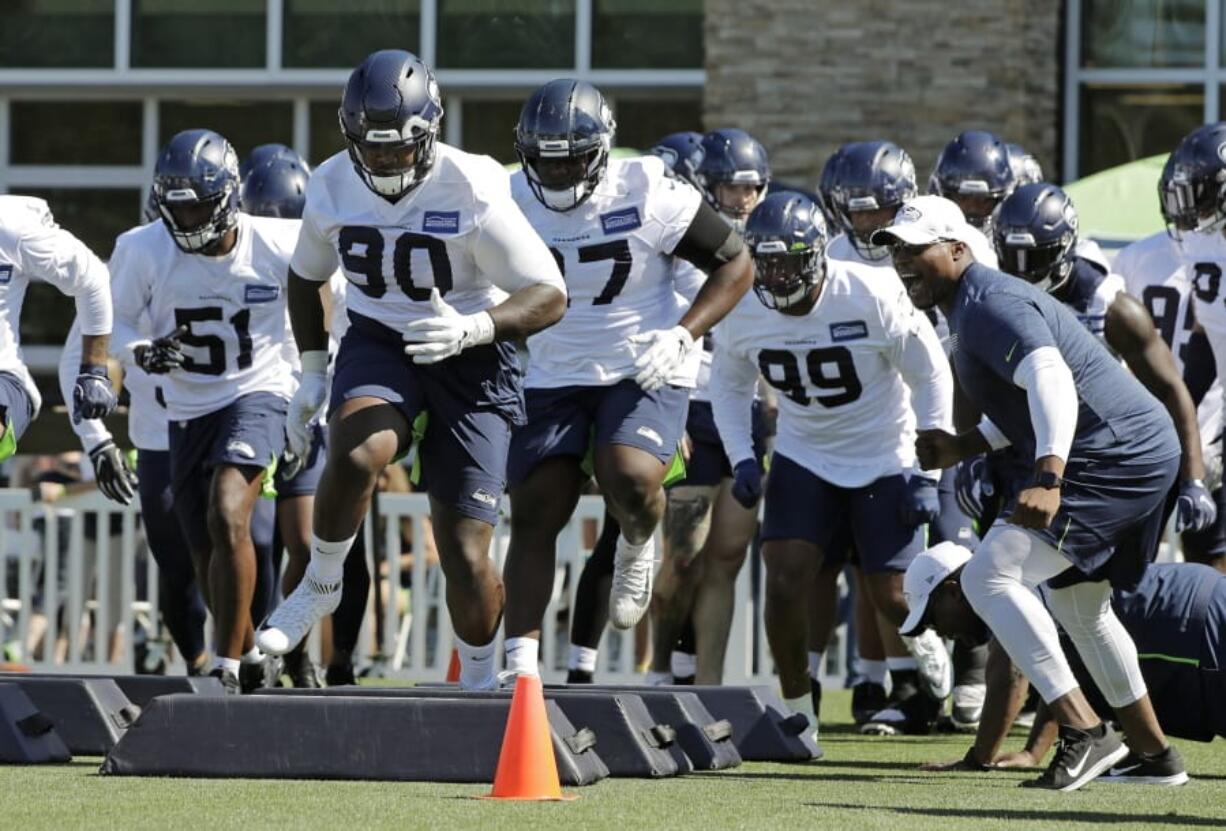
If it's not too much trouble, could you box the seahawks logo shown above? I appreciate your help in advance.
[897,204,923,223]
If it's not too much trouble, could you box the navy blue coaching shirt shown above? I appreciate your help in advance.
[946,262,1181,580]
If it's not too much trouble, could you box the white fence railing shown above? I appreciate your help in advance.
[1,489,850,686]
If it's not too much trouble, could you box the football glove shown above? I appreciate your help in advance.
[402,288,495,365]
[631,325,695,392]
[88,439,137,506]
[134,324,188,374]
[287,351,329,459]
[730,459,763,509]
[72,364,117,424]
[1175,478,1217,533]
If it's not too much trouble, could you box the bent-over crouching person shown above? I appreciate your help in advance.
[257,50,566,692]
[876,196,1188,791]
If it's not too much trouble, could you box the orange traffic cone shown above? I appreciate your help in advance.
[481,674,577,801]
[445,648,461,683]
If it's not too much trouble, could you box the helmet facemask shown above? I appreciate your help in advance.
[750,240,825,310]
[1160,166,1226,241]
[155,182,238,254]
[996,229,1076,294]
[345,115,439,202]
[518,139,609,212]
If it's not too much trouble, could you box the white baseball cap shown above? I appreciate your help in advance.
[870,195,975,248]
[899,541,974,636]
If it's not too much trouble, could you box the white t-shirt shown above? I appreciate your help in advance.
[110,213,297,422]
[513,155,703,389]
[710,259,953,487]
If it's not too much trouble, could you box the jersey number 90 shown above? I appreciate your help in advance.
[339,226,453,300]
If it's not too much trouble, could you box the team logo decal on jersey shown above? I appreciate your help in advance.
[829,321,869,342]
[422,211,460,234]
[600,207,642,235]
[0,265,10,285]
[244,285,280,304]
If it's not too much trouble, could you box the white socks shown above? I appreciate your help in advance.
[310,532,355,583]
[505,636,540,677]
[240,647,263,665]
[568,645,598,673]
[784,693,818,738]
[455,635,497,690]
[214,656,240,677]
[616,534,650,561]
[671,651,697,679]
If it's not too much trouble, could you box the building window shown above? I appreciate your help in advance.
[10,101,143,166]
[592,0,703,69]
[132,0,266,68]
[284,0,421,68]
[159,101,294,161]
[1081,0,1205,68]
[459,99,524,164]
[1078,85,1203,176]
[436,0,574,68]
[308,100,348,166]
[611,97,702,151]
[0,0,114,68]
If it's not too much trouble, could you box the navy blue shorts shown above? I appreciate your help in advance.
[507,379,689,487]
[330,311,524,525]
[760,453,924,574]
[673,399,768,488]
[167,392,287,501]
[275,423,326,499]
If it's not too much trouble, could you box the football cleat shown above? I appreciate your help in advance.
[903,628,953,701]
[608,535,656,630]
[256,568,342,655]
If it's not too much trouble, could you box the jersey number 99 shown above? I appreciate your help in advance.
[757,347,862,407]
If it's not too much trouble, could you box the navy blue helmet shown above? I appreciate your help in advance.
[743,191,828,311]
[515,79,616,212]
[826,140,917,261]
[1006,143,1044,186]
[928,130,1015,231]
[152,129,241,253]
[816,146,845,229]
[1159,122,1226,240]
[240,143,302,180]
[993,182,1080,294]
[240,150,311,219]
[697,128,770,228]
[339,49,443,201]
[649,131,704,190]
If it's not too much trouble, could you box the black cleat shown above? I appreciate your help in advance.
[673,674,695,686]
[1102,745,1188,786]
[325,662,357,687]
[208,667,241,695]
[860,687,940,736]
[851,681,888,725]
[566,668,594,684]
[239,655,283,694]
[1021,723,1128,792]
[284,649,322,688]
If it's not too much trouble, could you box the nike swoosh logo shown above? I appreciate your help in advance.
[1066,746,1093,778]
[1110,763,1142,775]
[1005,341,1019,362]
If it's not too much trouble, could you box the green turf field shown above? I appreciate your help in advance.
[2,689,1223,830]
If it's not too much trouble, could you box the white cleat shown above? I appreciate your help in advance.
[256,568,341,655]
[608,535,655,630]
[903,628,953,701]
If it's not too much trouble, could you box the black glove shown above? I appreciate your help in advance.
[72,363,117,423]
[135,325,187,375]
[730,459,763,509]
[88,440,138,506]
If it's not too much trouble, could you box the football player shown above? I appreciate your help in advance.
[711,191,954,742]
[257,50,567,693]
[928,130,1016,234]
[501,81,753,680]
[109,129,298,692]
[696,128,770,231]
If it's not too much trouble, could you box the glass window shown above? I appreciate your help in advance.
[284,0,421,68]
[1078,85,1202,176]
[159,101,294,161]
[308,100,349,166]
[592,0,702,69]
[1081,0,1205,68]
[0,0,113,68]
[10,189,142,344]
[611,98,702,153]
[10,101,143,166]
[458,99,522,164]
[132,0,265,68]
[437,0,573,68]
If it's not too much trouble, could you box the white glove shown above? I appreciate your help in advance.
[403,288,495,365]
[287,351,329,458]
[631,325,695,392]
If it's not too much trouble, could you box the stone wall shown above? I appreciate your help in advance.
[704,0,1062,188]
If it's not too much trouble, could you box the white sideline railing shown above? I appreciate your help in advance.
[1,488,847,687]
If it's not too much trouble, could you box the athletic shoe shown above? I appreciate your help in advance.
[256,568,342,655]
[284,649,322,689]
[903,629,952,701]
[851,681,888,725]
[860,689,939,736]
[609,535,655,630]
[325,663,357,687]
[208,667,240,695]
[566,668,594,684]
[810,677,823,721]
[1101,746,1189,786]
[239,654,283,694]
[1020,723,1128,792]
[950,683,986,732]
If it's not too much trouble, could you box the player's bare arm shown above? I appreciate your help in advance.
[486,282,566,340]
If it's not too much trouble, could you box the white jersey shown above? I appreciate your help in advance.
[1121,231,1223,463]
[514,156,703,389]
[0,196,112,418]
[710,260,953,487]
[1060,258,1125,345]
[110,213,297,422]
[290,144,564,337]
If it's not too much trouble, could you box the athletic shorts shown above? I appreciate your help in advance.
[507,379,689,487]
[672,399,768,488]
[330,311,524,525]
[167,391,287,500]
[760,453,924,574]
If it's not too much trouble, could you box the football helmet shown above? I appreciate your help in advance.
[826,140,917,261]
[240,151,312,220]
[339,49,443,201]
[649,130,704,190]
[515,79,615,212]
[928,130,1015,231]
[743,191,828,311]
[697,128,770,229]
[993,182,1079,294]
[1159,122,1226,240]
[152,129,241,253]
[1006,143,1044,186]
